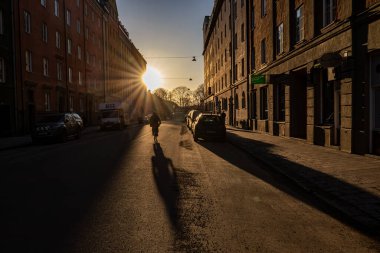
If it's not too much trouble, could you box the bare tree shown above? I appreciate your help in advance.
[153,88,169,100]
[194,83,205,107]
[170,86,191,107]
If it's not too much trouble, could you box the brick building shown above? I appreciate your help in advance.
[8,0,146,135]
[0,0,16,136]
[204,0,380,155]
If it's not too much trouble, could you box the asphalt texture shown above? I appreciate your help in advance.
[0,121,379,252]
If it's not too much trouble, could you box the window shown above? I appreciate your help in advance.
[77,46,81,60]
[56,31,61,48]
[24,11,31,33]
[276,23,283,55]
[235,93,239,109]
[242,92,246,108]
[76,20,81,34]
[261,0,267,17]
[241,0,244,7]
[85,27,88,40]
[69,96,74,112]
[260,87,268,119]
[54,0,59,17]
[0,57,5,83]
[241,23,245,42]
[76,0,80,7]
[41,0,46,7]
[86,51,89,64]
[68,67,72,83]
[57,62,62,80]
[25,50,32,72]
[261,39,266,64]
[43,58,49,76]
[45,91,51,111]
[276,83,285,121]
[251,46,255,70]
[323,0,337,27]
[241,58,245,77]
[66,9,71,26]
[0,9,3,35]
[78,71,82,85]
[321,79,335,124]
[295,5,304,43]
[42,23,48,43]
[250,90,257,119]
[85,4,88,16]
[67,38,72,54]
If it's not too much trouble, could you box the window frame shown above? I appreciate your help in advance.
[43,57,49,77]
[24,11,31,34]
[54,0,59,17]
[261,39,266,64]
[261,0,267,18]
[323,0,337,27]
[260,87,268,120]
[42,23,48,43]
[25,50,32,72]
[276,23,284,55]
[295,5,304,43]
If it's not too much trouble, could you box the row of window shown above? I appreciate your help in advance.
[25,50,82,85]
[43,91,85,113]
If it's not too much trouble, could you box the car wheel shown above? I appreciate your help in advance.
[61,131,68,142]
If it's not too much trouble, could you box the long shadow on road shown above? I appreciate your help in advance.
[0,125,145,253]
[199,133,380,239]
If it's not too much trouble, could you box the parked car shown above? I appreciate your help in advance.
[192,113,226,142]
[71,112,84,130]
[31,113,82,143]
[186,110,201,130]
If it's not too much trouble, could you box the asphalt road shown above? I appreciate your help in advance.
[0,121,379,252]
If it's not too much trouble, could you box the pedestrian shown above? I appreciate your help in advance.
[221,110,226,124]
[149,112,161,143]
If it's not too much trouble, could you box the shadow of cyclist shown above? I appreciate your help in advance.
[151,143,182,233]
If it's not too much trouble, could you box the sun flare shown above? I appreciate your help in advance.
[143,65,162,91]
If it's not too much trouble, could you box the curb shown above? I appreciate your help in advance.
[226,131,380,232]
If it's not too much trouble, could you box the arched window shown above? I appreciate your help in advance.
[242,92,246,108]
[235,93,239,109]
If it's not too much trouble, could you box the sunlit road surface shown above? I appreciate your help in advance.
[0,121,379,252]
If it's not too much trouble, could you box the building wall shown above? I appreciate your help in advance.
[0,0,16,136]
[12,0,146,133]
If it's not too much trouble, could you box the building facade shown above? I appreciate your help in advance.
[204,0,380,156]
[8,0,146,135]
[0,0,16,136]
[203,0,249,128]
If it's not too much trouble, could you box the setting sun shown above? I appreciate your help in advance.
[143,65,162,91]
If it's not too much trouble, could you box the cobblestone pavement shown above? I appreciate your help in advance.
[226,126,380,231]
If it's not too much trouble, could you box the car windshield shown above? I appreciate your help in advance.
[192,111,201,119]
[102,110,119,118]
[36,115,64,123]
[200,115,222,125]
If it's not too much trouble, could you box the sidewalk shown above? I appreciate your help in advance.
[0,126,99,151]
[226,126,380,231]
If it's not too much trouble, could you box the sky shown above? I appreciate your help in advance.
[115,0,214,91]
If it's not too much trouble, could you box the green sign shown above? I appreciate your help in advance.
[251,74,266,84]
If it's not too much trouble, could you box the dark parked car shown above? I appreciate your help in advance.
[192,113,226,142]
[31,113,82,143]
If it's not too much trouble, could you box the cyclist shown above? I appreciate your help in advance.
[149,112,161,143]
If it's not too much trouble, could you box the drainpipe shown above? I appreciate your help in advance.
[245,0,250,129]
[63,0,69,112]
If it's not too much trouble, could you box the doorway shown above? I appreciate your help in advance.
[290,69,307,139]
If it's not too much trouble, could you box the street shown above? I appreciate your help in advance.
[0,120,379,253]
